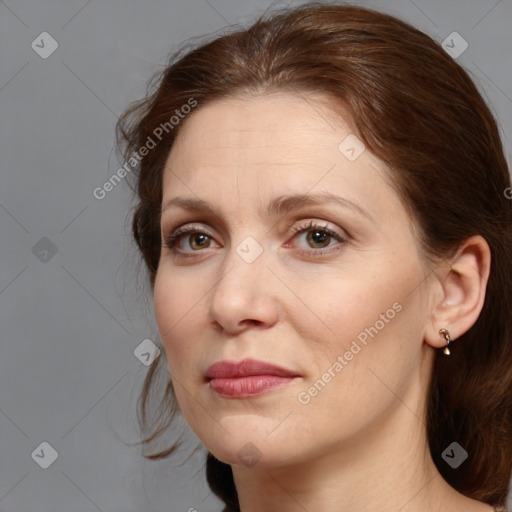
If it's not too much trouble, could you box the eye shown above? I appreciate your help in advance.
[163,225,220,254]
[163,220,347,257]
[286,220,347,255]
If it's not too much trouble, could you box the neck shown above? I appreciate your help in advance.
[230,390,488,512]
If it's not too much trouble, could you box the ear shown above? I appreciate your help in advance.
[424,235,491,350]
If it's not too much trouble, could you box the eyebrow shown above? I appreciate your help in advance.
[161,192,376,224]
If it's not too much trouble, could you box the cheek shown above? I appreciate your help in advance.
[153,269,202,370]
[300,272,397,345]
[298,261,420,397]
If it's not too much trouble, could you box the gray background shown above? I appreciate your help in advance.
[1,0,511,511]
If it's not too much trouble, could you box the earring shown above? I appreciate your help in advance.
[439,328,453,355]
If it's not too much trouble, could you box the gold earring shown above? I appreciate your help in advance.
[439,328,453,355]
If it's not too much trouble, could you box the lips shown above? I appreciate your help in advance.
[205,359,301,398]
[205,358,300,380]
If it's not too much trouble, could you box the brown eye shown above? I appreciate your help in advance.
[305,229,332,249]
[188,233,211,250]
[288,220,347,255]
[164,227,219,253]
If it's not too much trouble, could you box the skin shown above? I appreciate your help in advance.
[153,92,493,512]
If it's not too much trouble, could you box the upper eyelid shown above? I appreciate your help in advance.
[163,218,344,234]
[164,219,347,246]
[166,222,216,239]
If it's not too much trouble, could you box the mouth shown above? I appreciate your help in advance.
[205,358,301,398]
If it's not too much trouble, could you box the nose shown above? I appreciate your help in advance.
[209,242,279,334]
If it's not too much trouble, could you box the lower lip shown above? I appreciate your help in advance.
[208,375,297,398]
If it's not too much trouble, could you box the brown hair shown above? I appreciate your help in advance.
[116,3,512,510]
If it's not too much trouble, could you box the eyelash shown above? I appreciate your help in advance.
[287,221,347,255]
[163,220,347,258]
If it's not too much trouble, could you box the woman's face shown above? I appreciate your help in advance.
[154,92,436,468]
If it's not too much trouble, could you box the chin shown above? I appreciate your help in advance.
[200,427,307,470]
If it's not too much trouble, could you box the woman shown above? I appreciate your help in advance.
[116,3,512,511]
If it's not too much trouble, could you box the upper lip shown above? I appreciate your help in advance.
[205,358,300,379]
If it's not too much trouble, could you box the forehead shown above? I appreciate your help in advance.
[160,92,407,232]
[164,92,359,181]
[189,91,346,135]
